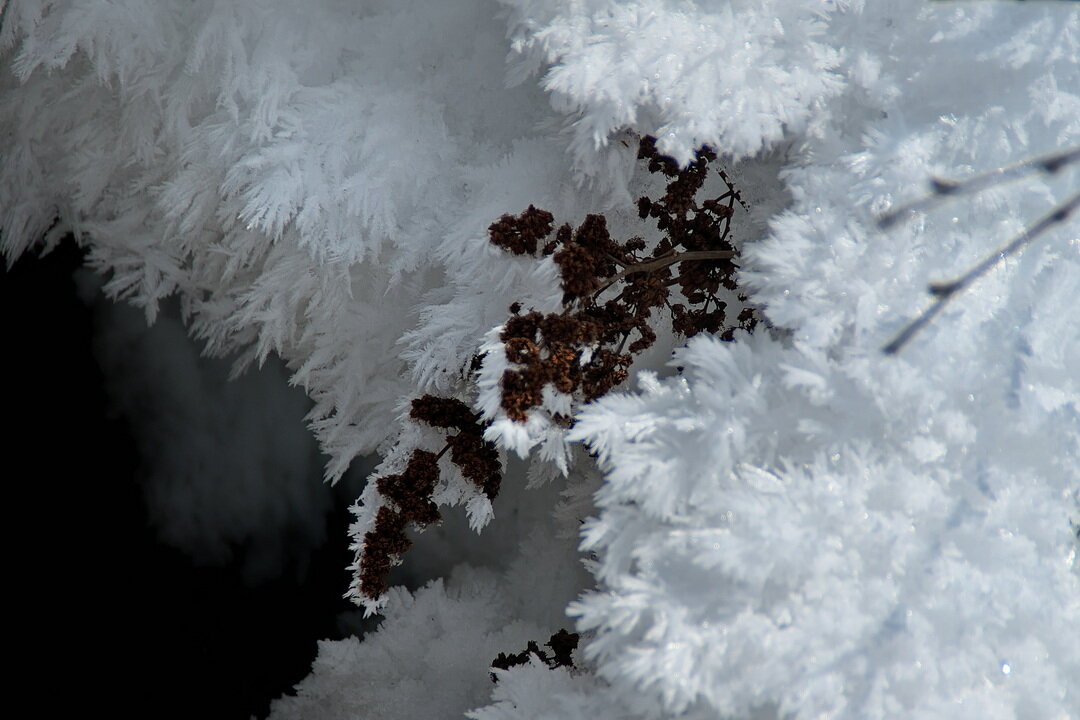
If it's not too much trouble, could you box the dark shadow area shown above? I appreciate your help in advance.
[3,240,366,719]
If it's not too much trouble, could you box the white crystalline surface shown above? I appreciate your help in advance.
[2,1,1077,718]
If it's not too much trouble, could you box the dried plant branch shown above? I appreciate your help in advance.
[492,136,756,421]
[593,249,737,298]
[355,395,501,599]
[357,136,757,601]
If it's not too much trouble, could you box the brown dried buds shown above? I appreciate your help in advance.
[490,629,580,682]
[490,135,757,424]
[359,137,757,600]
[357,395,502,599]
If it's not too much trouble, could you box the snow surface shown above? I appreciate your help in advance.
[2,0,1078,718]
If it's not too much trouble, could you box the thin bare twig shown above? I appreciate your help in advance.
[878,146,1080,230]
[882,189,1080,354]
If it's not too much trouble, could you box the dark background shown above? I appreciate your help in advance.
[4,241,364,719]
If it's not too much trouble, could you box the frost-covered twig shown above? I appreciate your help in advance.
[353,395,501,600]
[878,145,1080,229]
[351,136,757,608]
[883,191,1080,354]
[879,145,1080,354]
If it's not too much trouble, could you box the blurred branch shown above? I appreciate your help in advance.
[879,146,1080,229]
[882,191,1080,354]
[879,146,1080,354]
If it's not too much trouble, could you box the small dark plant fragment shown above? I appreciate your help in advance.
[488,205,556,256]
[357,506,412,598]
[490,629,580,682]
[355,395,502,599]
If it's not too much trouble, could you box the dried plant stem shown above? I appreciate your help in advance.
[718,168,749,211]
[594,249,736,298]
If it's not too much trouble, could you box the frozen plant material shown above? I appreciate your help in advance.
[2,2,1078,719]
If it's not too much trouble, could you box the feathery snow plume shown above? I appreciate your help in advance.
[541,3,1080,719]
[0,0,590,477]
[567,334,1079,718]
[500,0,846,167]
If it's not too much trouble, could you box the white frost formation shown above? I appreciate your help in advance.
[2,1,1077,718]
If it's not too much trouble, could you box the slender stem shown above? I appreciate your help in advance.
[605,251,629,268]
[883,189,1080,354]
[718,168,749,211]
[594,249,736,297]
[878,145,1080,229]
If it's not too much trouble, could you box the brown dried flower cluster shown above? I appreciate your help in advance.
[357,395,501,598]
[358,136,756,601]
[490,628,579,681]
[492,135,757,423]
[488,204,556,255]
